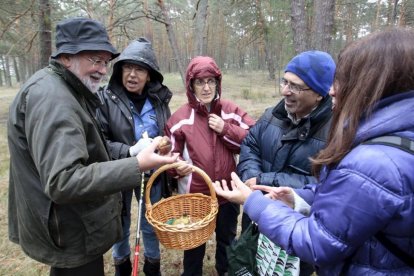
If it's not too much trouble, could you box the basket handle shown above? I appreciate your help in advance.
[144,163,217,209]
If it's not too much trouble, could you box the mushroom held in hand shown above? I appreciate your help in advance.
[157,136,172,155]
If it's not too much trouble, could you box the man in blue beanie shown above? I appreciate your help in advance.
[237,50,335,276]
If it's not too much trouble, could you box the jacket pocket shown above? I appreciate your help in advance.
[48,202,64,249]
[81,196,122,255]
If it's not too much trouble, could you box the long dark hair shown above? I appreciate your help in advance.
[312,27,414,176]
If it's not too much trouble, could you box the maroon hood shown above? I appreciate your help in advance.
[185,56,222,113]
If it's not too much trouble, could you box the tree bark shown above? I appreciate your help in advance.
[374,0,382,30]
[0,66,3,87]
[157,0,186,86]
[312,0,335,52]
[255,0,275,79]
[107,0,116,41]
[3,55,12,87]
[18,56,28,84]
[291,0,308,54]
[13,56,21,83]
[392,0,400,24]
[193,0,209,57]
[38,0,51,69]
[345,1,355,43]
[143,0,154,41]
[386,0,394,25]
[399,0,414,26]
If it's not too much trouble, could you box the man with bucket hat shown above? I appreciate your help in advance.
[7,17,177,275]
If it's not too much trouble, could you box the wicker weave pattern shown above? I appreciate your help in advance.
[145,163,219,250]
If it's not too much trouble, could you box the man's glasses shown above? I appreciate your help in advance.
[85,57,111,69]
[280,78,311,94]
[193,79,217,88]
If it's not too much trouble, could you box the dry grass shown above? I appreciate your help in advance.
[0,71,281,275]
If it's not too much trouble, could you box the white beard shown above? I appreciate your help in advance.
[70,58,103,93]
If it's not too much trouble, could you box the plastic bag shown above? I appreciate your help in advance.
[256,233,300,276]
[227,223,259,276]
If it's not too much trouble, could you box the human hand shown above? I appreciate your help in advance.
[251,185,294,208]
[208,114,224,134]
[245,177,257,188]
[175,160,193,176]
[157,136,172,155]
[129,137,153,157]
[213,172,252,205]
[136,136,179,172]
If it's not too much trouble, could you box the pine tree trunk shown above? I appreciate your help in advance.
[38,0,51,69]
[291,0,308,54]
[312,0,335,52]
[193,0,209,57]
[157,0,186,86]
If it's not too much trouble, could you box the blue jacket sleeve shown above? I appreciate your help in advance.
[244,163,404,267]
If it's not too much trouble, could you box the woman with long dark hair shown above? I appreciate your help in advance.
[214,27,414,275]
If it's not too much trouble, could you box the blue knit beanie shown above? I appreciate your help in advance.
[284,50,336,97]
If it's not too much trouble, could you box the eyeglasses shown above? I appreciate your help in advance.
[193,79,217,88]
[85,57,111,69]
[280,78,311,94]
[122,64,147,74]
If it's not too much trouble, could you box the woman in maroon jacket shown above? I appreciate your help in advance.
[165,56,255,275]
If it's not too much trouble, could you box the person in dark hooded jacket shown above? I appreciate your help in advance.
[97,37,173,276]
[165,56,256,276]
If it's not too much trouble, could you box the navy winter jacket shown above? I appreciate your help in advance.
[237,96,332,188]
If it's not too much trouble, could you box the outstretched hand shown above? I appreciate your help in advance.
[136,136,179,172]
[252,185,295,208]
[213,172,252,205]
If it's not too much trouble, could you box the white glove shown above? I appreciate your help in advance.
[129,137,153,157]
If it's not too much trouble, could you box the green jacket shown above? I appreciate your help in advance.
[8,60,142,268]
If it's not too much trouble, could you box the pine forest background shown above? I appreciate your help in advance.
[0,0,413,88]
[1,0,414,275]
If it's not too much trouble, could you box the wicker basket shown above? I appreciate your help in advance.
[145,163,219,250]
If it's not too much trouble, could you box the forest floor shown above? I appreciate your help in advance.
[0,71,282,275]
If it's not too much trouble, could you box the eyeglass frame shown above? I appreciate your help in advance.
[193,78,217,88]
[85,56,111,69]
[122,63,148,74]
[280,77,311,94]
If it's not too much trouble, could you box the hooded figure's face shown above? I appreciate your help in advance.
[122,62,150,94]
[192,77,217,105]
[185,56,222,110]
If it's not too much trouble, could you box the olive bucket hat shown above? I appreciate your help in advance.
[51,17,119,59]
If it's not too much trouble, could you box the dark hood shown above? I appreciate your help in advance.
[109,37,163,90]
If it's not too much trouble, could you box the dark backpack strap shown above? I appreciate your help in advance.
[363,135,414,268]
[363,135,414,154]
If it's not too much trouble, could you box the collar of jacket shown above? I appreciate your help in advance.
[355,90,414,145]
[49,59,102,108]
[187,91,222,117]
[273,96,332,126]
[273,96,332,141]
